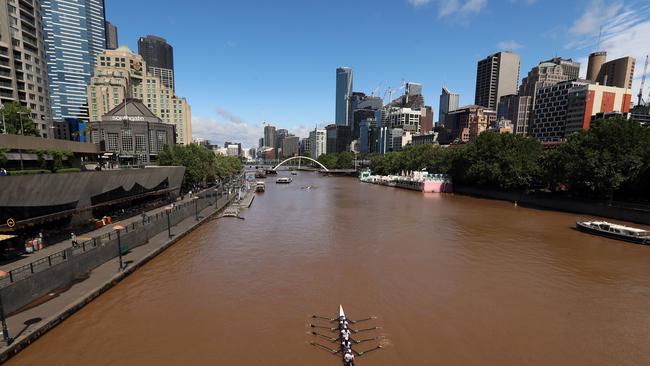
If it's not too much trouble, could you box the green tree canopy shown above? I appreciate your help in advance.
[1,102,40,136]
[158,143,242,187]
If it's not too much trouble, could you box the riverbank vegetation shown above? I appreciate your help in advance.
[1,102,40,136]
[158,144,242,187]
[318,152,355,169]
[370,118,650,200]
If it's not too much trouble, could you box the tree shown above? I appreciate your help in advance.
[158,143,242,188]
[549,118,650,198]
[1,102,40,136]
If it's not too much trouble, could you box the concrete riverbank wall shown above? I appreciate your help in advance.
[0,191,221,315]
[454,185,650,225]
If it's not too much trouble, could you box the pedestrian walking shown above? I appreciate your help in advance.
[71,232,77,248]
[0,167,7,176]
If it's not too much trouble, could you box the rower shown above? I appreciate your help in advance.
[344,351,355,365]
[341,328,350,341]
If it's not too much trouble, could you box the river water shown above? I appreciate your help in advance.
[8,173,650,365]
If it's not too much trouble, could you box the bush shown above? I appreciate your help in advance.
[8,169,51,175]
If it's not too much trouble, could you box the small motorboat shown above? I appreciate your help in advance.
[291,171,298,176]
[255,181,266,192]
[576,220,650,244]
[276,177,292,184]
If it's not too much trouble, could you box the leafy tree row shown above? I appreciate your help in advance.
[369,118,650,200]
[317,152,355,169]
[158,144,242,187]
[0,102,40,136]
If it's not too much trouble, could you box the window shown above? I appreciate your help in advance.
[121,129,133,151]
[156,131,167,151]
[135,134,146,152]
[107,133,119,151]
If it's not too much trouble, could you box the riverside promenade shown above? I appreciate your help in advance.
[0,187,252,362]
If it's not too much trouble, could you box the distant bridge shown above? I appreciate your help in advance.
[272,156,329,171]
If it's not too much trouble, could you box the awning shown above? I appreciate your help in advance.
[0,235,17,242]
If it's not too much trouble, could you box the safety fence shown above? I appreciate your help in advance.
[0,186,241,291]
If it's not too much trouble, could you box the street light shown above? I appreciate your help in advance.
[113,225,125,271]
[193,196,199,221]
[165,206,173,238]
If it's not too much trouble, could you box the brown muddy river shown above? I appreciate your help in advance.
[8,172,650,365]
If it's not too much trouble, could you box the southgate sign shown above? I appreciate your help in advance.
[110,116,145,122]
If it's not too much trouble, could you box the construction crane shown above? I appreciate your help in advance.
[638,55,648,106]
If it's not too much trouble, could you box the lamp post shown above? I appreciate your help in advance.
[113,225,125,270]
[17,112,26,170]
[165,206,172,238]
[193,196,199,221]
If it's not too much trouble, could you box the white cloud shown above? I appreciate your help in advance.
[407,0,487,18]
[566,0,650,103]
[497,40,523,50]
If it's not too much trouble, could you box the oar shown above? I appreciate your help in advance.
[351,336,378,344]
[350,326,380,333]
[311,331,338,342]
[354,345,383,356]
[349,316,377,324]
[309,341,340,354]
[312,315,336,322]
[309,324,337,331]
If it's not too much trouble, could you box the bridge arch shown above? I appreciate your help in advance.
[273,156,329,171]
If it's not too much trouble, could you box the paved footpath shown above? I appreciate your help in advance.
[0,191,209,274]
[0,191,243,362]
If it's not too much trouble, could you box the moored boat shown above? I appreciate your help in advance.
[576,220,650,244]
[276,177,292,184]
[255,181,266,192]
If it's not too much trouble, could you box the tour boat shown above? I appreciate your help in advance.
[255,181,265,192]
[276,177,292,184]
[576,220,650,244]
[291,171,298,175]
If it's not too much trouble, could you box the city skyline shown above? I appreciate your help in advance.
[106,0,650,147]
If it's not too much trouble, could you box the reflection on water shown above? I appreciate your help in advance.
[9,172,650,365]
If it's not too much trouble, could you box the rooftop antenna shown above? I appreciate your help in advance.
[639,55,649,106]
[596,26,603,52]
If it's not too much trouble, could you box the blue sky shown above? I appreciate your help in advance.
[107,0,650,148]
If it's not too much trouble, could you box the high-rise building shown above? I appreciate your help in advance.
[335,67,353,126]
[87,46,192,144]
[282,135,299,158]
[586,52,636,90]
[597,56,635,89]
[42,0,106,124]
[105,21,118,50]
[475,51,520,110]
[309,128,326,159]
[0,0,53,137]
[530,80,589,142]
[439,87,459,126]
[498,95,532,135]
[445,105,497,143]
[519,61,570,102]
[384,107,422,133]
[420,106,434,133]
[263,125,276,148]
[138,35,174,91]
[565,84,632,135]
[543,57,580,80]
[586,52,607,82]
[300,137,311,157]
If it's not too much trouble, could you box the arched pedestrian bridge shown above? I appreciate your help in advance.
[272,156,329,171]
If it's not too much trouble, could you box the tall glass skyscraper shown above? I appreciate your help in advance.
[42,0,106,122]
[335,67,353,126]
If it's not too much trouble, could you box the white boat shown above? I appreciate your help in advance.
[276,177,292,184]
[576,220,650,244]
[255,181,265,192]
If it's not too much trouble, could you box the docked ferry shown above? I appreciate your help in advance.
[576,220,650,244]
[359,169,453,193]
[255,181,266,192]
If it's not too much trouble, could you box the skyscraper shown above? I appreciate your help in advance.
[439,87,459,126]
[138,35,175,91]
[0,0,52,136]
[335,67,353,126]
[105,21,118,50]
[42,0,106,123]
[263,125,276,148]
[597,56,636,89]
[475,51,520,110]
[87,46,192,144]
[586,52,607,82]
